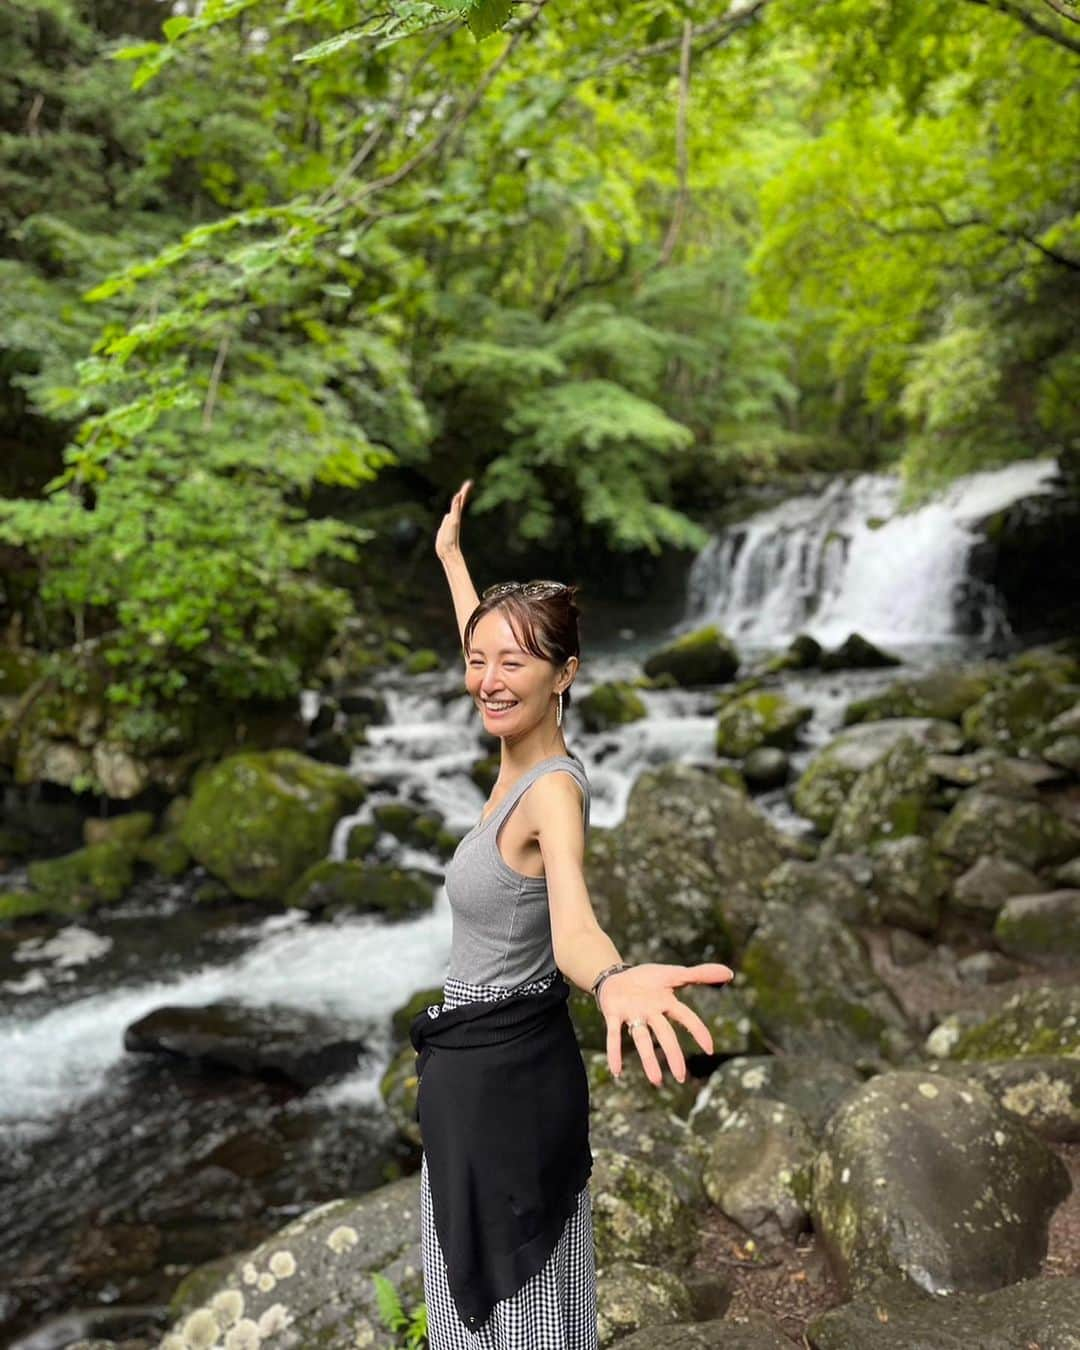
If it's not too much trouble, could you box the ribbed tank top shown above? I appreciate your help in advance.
[444,753,591,988]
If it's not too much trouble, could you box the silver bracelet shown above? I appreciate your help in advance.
[591,962,632,1005]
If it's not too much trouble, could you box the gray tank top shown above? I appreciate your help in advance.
[444,753,591,988]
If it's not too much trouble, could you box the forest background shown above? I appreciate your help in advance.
[1,0,1077,773]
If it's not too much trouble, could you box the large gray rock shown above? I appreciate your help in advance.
[761,856,872,924]
[794,720,963,833]
[867,836,948,933]
[586,765,787,962]
[642,624,739,687]
[811,1071,1071,1296]
[807,1272,1080,1350]
[690,1054,862,1139]
[943,984,1080,1060]
[596,1261,696,1347]
[934,789,1080,870]
[925,1055,1080,1142]
[950,855,1043,921]
[740,902,913,1067]
[714,690,812,757]
[823,738,937,855]
[842,667,996,726]
[701,1096,815,1242]
[590,1147,698,1269]
[159,1175,422,1350]
[961,672,1078,754]
[993,889,1080,966]
[614,1313,795,1349]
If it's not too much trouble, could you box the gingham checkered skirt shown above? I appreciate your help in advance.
[420,970,598,1349]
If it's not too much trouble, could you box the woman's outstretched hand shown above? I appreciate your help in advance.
[599,962,734,1087]
[435,478,473,561]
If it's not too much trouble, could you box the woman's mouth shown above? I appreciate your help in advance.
[483,700,518,718]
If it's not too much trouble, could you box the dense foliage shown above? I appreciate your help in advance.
[1,0,1076,733]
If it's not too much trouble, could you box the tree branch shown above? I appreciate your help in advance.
[963,0,1080,54]
[659,19,693,267]
[1041,0,1079,25]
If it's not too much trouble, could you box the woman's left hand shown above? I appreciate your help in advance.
[598,962,734,1087]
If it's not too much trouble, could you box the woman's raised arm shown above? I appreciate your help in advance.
[436,479,481,650]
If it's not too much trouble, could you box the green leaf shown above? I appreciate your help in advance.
[466,0,512,40]
[162,15,195,41]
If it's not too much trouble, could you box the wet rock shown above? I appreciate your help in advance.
[24,838,139,916]
[579,681,648,733]
[763,632,822,673]
[591,1147,698,1268]
[714,691,811,757]
[740,901,913,1067]
[135,830,192,878]
[178,750,365,900]
[380,1042,421,1147]
[613,1314,794,1349]
[819,633,901,672]
[867,836,948,933]
[1056,856,1080,887]
[160,1174,422,1350]
[823,738,938,856]
[811,1071,1070,1295]
[83,813,156,847]
[124,1002,368,1088]
[934,983,1080,1060]
[962,672,1077,754]
[925,1055,1080,1142]
[741,747,790,790]
[762,856,872,924]
[690,1054,862,1139]
[596,1261,695,1346]
[585,765,787,963]
[949,855,1043,921]
[993,889,1080,966]
[285,859,435,918]
[794,720,964,833]
[934,789,1080,870]
[843,667,995,726]
[642,624,740,687]
[701,1097,815,1242]
[1044,733,1080,773]
[807,1271,1080,1350]
[954,950,1022,984]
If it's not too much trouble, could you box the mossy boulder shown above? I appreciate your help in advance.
[934,789,1080,869]
[677,983,768,1060]
[741,747,790,790]
[0,889,55,921]
[819,633,900,672]
[579,681,648,733]
[25,839,138,916]
[403,647,440,674]
[961,673,1078,754]
[944,984,1080,1060]
[761,856,872,924]
[761,633,822,674]
[700,1096,816,1242]
[584,765,788,964]
[612,1314,795,1350]
[690,1054,862,1139]
[83,811,156,847]
[950,855,1043,921]
[807,1272,1080,1350]
[993,889,1080,966]
[867,836,948,934]
[379,1041,421,1147]
[794,719,963,833]
[135,831,192,878]
[159,1174,423,1350]
[595,1261,695,1346]
[285,860,435,918]
[178,750,365,900]
[739,901,913,1067]
[641,624,739,687]
[714,691,811,758]
[843,666,996,726]
[590,1146,698,1268]
[823,737,937,855]
[811,1071,1070,1296]
[924,1055,1080,1143]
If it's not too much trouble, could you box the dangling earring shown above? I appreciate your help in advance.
[556,690,563,727]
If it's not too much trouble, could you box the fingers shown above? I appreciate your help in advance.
[664,998,715,1057]
[606,1014,622,1079]
[647,1013,687,1084]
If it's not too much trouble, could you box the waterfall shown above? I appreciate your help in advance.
[686,460,1060,648]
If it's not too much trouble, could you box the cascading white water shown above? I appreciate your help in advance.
[686,460,1060,648]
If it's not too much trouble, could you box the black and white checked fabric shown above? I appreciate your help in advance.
[420,970,598,1349]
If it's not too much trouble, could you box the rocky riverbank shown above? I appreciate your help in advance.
[2,624,1079,1348]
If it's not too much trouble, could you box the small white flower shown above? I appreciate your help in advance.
[327,1224,359,1253]
[224,1317,262,1350]
[268,1250,296,1279]
[180,1308,220,1349]
[211,1289,245,1327]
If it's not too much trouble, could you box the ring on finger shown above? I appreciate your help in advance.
[627,1018,648,1032]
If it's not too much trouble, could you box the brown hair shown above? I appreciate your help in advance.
[463,584,583,708]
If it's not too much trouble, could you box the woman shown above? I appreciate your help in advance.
[411,478,734,1349]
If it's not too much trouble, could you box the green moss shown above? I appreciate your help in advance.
[136,831,192,877]
[404,648,441,674]
[579,681,647,733]
[26,839,137,913]
[0,889,51,921]
[641,623,739,687]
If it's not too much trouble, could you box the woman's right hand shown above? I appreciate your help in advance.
[435,478,473,560]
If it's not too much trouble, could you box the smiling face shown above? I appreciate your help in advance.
[465,607,576,741]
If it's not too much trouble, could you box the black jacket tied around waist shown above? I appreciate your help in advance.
[409,972,592,1331]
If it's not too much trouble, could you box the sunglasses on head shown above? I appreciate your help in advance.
[482,580,569,600]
